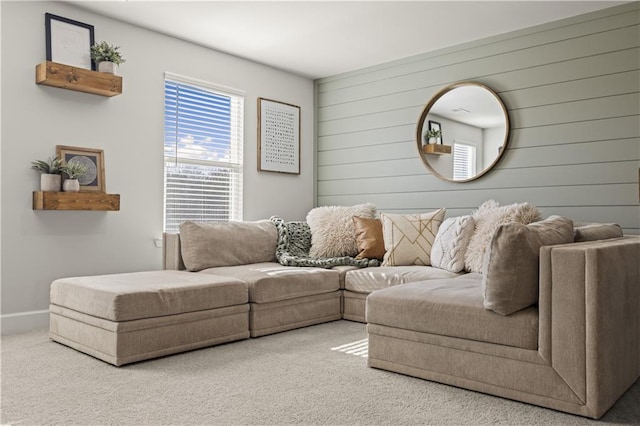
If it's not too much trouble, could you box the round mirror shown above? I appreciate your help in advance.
[416,82,510,182]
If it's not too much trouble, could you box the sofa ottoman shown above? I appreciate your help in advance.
[49,270,250,366]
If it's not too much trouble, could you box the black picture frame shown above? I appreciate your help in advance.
[428,120,443,144]
[45,13,95,71]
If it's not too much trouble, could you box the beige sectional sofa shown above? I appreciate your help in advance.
[49,215,639,419]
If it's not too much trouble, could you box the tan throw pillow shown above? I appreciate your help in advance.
[380,209,446,266]
[180,220,277,272]
[464,200,541,273]
[353,216,385,261]
[482,215,574,316]
[307,203,376,258]
[431,215,475,273]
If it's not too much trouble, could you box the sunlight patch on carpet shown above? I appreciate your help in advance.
[331,338,368,358]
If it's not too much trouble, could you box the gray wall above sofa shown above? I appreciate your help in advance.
[315,3,640,235]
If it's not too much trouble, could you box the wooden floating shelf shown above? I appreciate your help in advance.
[422,144,452,155]
[35,61,122,97]
[33,192,120,211]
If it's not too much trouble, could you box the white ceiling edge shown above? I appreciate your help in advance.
[68,1,629,79]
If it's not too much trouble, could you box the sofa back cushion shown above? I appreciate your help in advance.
[574,222,623,242]
[180,220,277,272]
[482,215,574,315]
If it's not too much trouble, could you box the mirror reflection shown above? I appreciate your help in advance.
[416,82,510,182]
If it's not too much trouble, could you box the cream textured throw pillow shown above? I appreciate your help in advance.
[431,215,475,273]
[380,209,446,266]
[307,203,376,258]
[464,200,541,273]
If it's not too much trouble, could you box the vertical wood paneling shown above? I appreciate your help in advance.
[315,3,640,233]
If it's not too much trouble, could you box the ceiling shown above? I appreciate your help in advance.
[71,1,626,79]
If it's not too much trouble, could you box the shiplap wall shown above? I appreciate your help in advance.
[315,3,640,234]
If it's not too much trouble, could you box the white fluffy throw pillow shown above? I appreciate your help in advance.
[380,209,446,266]
[307,203,376,258]
[431,215,475,273]
[464,200,541,273]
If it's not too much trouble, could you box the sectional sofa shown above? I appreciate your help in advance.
[48,206,640,419]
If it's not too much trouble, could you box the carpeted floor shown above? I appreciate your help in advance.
[1,320,639,425]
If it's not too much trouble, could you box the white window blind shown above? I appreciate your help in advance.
[164,74,244,232]
[453,142,476,180]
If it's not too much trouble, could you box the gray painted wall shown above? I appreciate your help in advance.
[1,2,314,332]
[316,3,640,235]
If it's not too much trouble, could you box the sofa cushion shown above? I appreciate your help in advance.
[366,277,539,350]
[180,220,277,272]
[464,200,541,273]
[353,216,385,261]
[307,203,376,258]
[270,216,378,269]
[199,262,340,304]
[50,271,248,322]
[482,215,574,316]
[574,222,623,242]
[431,215,475,273]
[380,209,446,266]
[345,265,460,294]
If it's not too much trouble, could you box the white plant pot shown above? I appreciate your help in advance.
[63,179,80,193]
[428,137,437,145]
[41,174,61,192]
[98,61,118,74]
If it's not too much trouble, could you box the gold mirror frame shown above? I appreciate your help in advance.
[416,82,510,183]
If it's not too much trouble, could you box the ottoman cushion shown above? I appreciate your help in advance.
[200,262,339,303]
[50,270,248,322]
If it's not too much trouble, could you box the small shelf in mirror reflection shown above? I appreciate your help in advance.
[422,144,452,155]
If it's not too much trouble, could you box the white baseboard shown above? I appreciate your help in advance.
[1,309,49,334]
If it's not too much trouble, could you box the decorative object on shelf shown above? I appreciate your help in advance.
[61,159,89,192]
[257,97,301,174]
[423,128,442,145]
[45,13,95,71]
[36,61,123,97]
[31,155,63,192]
[56,145,106,192]
[90,41,126,75]
[428,120,443,144]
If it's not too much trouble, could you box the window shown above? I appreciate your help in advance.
[164,73,244,232]
[453,142,476,180]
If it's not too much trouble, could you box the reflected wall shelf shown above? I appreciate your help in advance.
[422,144,452,155]
[33,192,120,211]
[35,61,122,97]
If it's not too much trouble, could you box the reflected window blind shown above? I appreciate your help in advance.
[453,143,476,180]
[164,74,244,232]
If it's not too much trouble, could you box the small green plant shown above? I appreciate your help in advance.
[425,129,442,139]
[61,160,88,179]
[90,41,126,65]
[31,156,63,174]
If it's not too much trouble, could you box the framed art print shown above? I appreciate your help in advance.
[56,145,105,192]
[45,13,95,70]
[257,98,300,174]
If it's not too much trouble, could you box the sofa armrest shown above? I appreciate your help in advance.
[539,236,640,418]
[163,233,186,271]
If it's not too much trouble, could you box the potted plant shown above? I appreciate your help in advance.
[60,160,89,192]
[90,41,126,74]
[31,155,63,192]
[424,129,442,145]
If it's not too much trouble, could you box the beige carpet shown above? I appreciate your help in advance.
[1,320,639,425]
